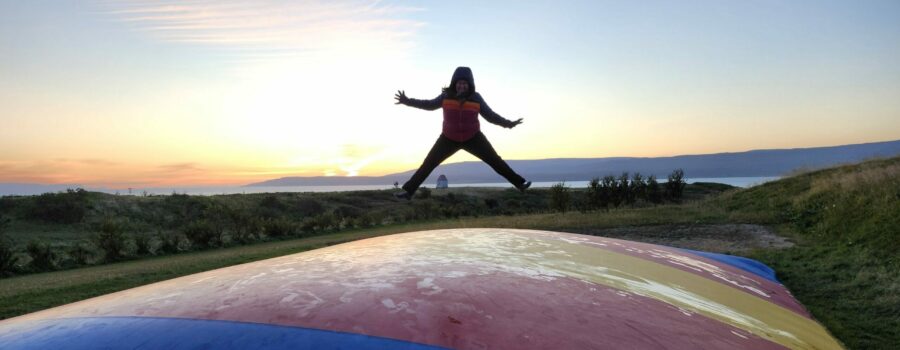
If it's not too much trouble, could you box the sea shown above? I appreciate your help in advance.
[11,176,776,196]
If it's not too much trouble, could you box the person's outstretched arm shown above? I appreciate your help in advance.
[475,92,523,129]
[395,90,443,111]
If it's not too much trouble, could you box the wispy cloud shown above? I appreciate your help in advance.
[53,158,121,166]
[156,162,204,173]
[0,159,120,184]
[97,0,423,60]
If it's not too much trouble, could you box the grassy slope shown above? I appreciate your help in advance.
[719,157,900,349]
[1,157,897,348]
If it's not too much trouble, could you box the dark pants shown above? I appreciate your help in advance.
[403,132,526,194]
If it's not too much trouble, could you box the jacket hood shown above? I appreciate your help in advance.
[450,66,475,96]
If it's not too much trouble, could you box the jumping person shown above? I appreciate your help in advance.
[393,66,531,200]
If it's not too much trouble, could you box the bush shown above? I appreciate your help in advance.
[601,175,616,208]
[229,209,261,244]
[134,234,153,256]
[549,182,571,212]
[93,219,129,262]
[0,217,15,275]
[183,219,222,249]
[484,198,500,210]
[25,240,58,271]
[0,235,18,276]
[256,195,286,219]
[586,178,602,211]
[163,194,211,227]
[292,198,326,217]
[412,201,437,220]
[665,169,687,201]
[67,242,94,266]
[350,214,373,228]
[630,172,646,205]
[313,213,338,232]
[155,230,182,254]
[417,187,432,199]
[647,175,663,204]
[612,173,629,207]
[299,218,318,235]
[27,188,88,224]
[259,195,286,211]
[263,218,297,238]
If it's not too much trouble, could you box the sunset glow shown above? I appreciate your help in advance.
[2,1,899,188]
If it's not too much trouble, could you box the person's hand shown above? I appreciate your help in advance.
[394,90,409,105]
[506,118,524,129]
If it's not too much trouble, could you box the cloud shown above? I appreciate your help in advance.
[0,160,113,184]
[98,0,423,60]
[53,158,121,166]
[156,162,204,173]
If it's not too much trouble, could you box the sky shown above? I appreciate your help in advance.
[2,0,899,188]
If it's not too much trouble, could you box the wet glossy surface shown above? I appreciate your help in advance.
[0,229,842,349]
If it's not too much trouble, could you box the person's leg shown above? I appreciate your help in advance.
[462,132,527,188]
[401,135,460,195]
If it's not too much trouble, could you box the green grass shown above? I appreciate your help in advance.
[750,238,899,348]
[725,157,900,349]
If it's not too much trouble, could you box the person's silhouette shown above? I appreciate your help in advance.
[393,66,531,200]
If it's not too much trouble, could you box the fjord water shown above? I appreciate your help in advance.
[62,176,777,196]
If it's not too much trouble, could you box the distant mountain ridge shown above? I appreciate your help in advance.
[247,139,900,186]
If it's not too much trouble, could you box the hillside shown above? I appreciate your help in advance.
[249,139,900,186]
[723,156,899,348]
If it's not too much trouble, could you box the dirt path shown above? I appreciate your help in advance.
[573,224,793,254]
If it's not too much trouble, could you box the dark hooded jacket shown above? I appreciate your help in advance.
[403,66,516,142]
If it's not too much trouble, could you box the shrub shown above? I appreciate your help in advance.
[163,194,210,226]
[630,172,647,205]
[549,182,571,212]
[25,240,57,271]
[665,169,687,201]
[417,187,432,199]
[0,234,18,276]
[183,219,222,249]
[573,195,590,213]
[586,178,602,211]
[313,213,338,232]
[412,201,437,220]
[155,230,182,254]
[27,188,88,224]
[263,218,297,238]
[229,210,262,244]
[600,175,615,209]
[93,219,129,262]
[613,173,629,207]
[351,214,373,228]
[256,195,286,219]
[134,234,153,256]
[292,198,326,217]
[646,175,663,204]
[260,195,286,210]
[484,198,500,210]
[67,242,94,266]
[299,218,318,235]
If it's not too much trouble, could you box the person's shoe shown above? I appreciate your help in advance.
[516,181,532,193]
[393,190,413,200]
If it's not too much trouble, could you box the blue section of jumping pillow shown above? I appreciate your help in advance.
[678,248,780,283]
[0,316,449,350]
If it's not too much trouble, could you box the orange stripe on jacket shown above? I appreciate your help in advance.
[442,100,480,112]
